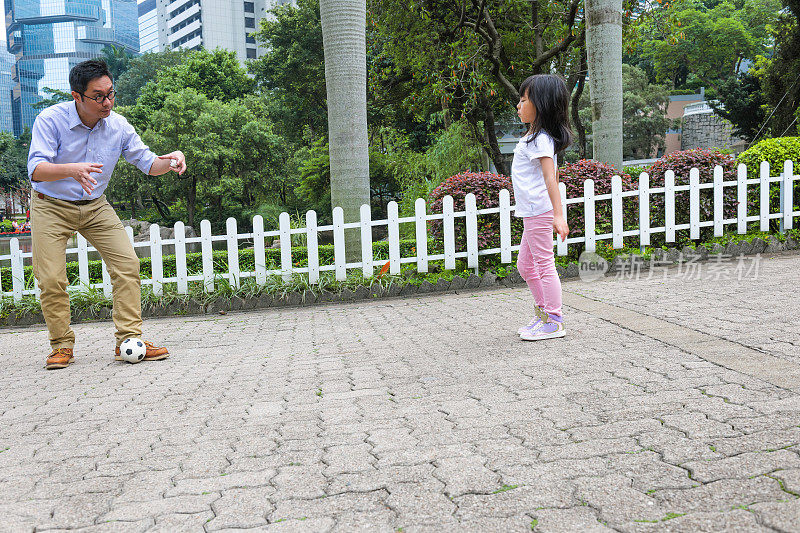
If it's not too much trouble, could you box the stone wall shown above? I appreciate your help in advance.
[681,111,746,152]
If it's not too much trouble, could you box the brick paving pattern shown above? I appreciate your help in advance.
[1,251,799,532]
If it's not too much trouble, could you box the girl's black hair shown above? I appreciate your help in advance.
[519,74,572,153]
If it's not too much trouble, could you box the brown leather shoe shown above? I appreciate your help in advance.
[46,348,74,370]
[115,340,169,361]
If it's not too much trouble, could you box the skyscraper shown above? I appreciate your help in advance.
[139,0,160,53]
[0,49,15,134]
[5,0,140,135]
[156,0,292,65]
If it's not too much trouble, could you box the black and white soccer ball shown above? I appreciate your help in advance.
[119,338,146,363]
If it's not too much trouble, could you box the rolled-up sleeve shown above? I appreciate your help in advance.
[27,115,58,180]
[121,122,158,174]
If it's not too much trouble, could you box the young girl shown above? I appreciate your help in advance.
[512,74,572,341]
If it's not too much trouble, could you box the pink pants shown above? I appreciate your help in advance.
[516,210,562,317]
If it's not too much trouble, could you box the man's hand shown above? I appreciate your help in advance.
[68,162,102,195]
[158,151,186,175]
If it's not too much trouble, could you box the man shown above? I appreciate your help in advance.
[28,59,186,370]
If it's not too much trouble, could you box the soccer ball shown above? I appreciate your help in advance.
[119,338,146,363]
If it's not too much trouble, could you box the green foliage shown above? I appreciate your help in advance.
[633,0,781,89]
[711,72,766,142]
[136,49,254,116]
[577,65,673,159]
[248,0,327,143]
[755,0,800,137]
[101,44,135,81]
[0,131,30,191]
[31,87,72,111]
[108,89,289,231]
[737,137,800,177]
[621,65,673,159]
[115,49,191,106]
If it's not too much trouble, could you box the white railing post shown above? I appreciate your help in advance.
[306,210,319,284]
[499,189,512,263]
[226,218,239,289]
[175,221,188,294]
[760,161,770,232]
[665,170,676,243]
[465,193,479,271]
[557,182,568,256]
[101,260,112,298]
[279,212,292,282]
[783,160,794,231]
[713,165,724,237]
[360,204,373,278]
[253,215,267,286]
[415,198,429,272]
[332,207,346,281]
[737,163,747,234]
[10,237,23,302]
[584,179,596,253]
[611,175,623,249]
[388,201,401,275]
[150,223,163,297]
[443,195,455,270]
[201,219,214,293]
[689,168,700,240]
[77,233,89,291]
[639,172,651,248]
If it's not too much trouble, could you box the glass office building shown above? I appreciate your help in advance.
[0,49,15,134]
[5,0,140,135]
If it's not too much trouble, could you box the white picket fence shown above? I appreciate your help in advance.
[1,161,798,303]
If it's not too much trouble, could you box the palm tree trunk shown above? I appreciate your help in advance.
[585,0,623,170]
[319,0,370,261]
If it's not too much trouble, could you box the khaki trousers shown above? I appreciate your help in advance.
[31,193,142,349]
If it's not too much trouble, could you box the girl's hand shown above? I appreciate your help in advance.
[553,216,569,242]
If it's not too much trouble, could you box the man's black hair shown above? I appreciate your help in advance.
[69,59,113,94]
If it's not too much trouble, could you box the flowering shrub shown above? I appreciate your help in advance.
[646,149,742,229]
[559,160,636,238]
[428,171,523,249]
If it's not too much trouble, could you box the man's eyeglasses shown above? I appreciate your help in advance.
[80,90,116,104]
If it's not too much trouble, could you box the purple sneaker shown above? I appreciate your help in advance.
[520,313,565,341]
[518,307,547,335]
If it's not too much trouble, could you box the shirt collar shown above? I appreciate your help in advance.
[68,101,106,131]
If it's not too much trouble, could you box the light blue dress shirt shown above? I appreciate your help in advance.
[27,101,158,201]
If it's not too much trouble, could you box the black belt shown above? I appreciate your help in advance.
[37,192,96,205]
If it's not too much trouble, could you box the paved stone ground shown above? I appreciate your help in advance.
[2,251,800,532]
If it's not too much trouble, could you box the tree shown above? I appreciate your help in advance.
[115,49,191,106]
[586,0,624,169]
[249,0,328,143]
[633,0,781,90]
[621,65,671,159]
[372,0,586,174]
[757,0,800,137]
[319,0,371,258]
[711,72,766,142]
[101,45,135,81]
[0,131,29,192]
[31,87,71,110]
[136,49,255,117]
